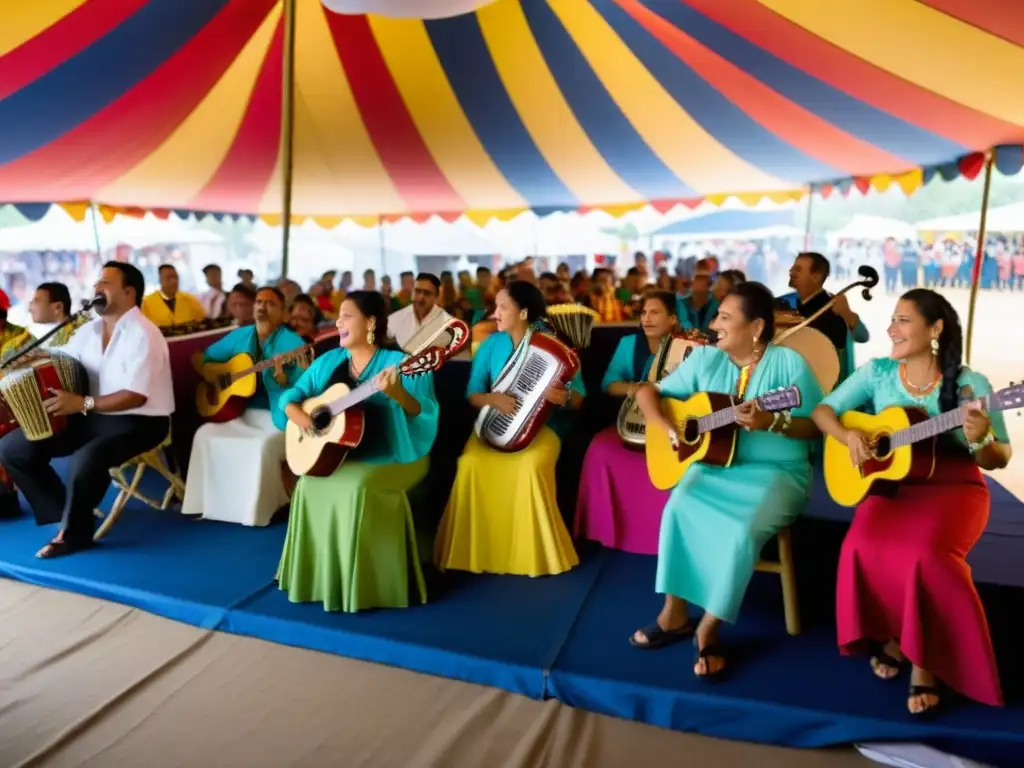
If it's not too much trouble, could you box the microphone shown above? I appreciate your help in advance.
[82,295,108,311]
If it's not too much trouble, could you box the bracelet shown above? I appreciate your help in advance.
[767,411,783,433]
[969,430,995,454]
[780,410,793,434]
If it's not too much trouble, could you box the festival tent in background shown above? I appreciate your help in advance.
[1,0,1024,227]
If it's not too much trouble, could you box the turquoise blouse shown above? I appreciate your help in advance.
[820,357,1011,449]
[601,334,654,394]
[676,294,719,334]
[202,324,306,429]
[468,331,586,441]
[278,347,440,464]
[657,344,824,467]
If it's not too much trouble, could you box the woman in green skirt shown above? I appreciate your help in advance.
[277,291,440,612]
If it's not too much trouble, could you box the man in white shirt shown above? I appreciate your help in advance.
[0,262,174,559]
[198,264,228,319]
[387,273,452,352]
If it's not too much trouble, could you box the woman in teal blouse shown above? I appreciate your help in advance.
[277,291,440,612]
[435,281,585,577]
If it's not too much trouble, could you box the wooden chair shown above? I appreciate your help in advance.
[754,527,800,636]
[94,429,185,541]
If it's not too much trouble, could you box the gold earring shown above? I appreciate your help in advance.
[930,338,939,356]
[366,320,376,346]
[520,310,528,321]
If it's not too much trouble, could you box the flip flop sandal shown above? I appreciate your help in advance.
[694,640,728,682]
[908,684,943,719]
[870,649,908,680]
[628,621,694,650]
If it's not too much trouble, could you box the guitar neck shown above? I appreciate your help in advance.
[695,405,739,435]
[232,346,308,382]
[325,379,379,416]
[889,399,980,448]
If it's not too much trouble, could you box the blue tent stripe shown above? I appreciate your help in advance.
[425,14,578,210]
[12,203,52,222]
[637,0,966,167]
[0,0,230,166]
[593,1,840,185]
[521,0,696,200]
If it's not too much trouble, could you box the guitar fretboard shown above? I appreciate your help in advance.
[695,406,739,434]
[889,398,982,448]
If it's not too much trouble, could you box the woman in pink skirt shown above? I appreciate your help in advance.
[574,291,679,557]
[813,289,1012,715]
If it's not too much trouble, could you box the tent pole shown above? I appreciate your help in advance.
[280,0,297,279]
[965,153,994,366]
[803,186,813,251]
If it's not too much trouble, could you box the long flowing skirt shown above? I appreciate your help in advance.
[181,408,287,527]
[435,428,578,577]
[574,426,668,555]
[836,454,1002,706]
[657,461,809,623]
[277,457,428,613]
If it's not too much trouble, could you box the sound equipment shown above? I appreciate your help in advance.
[546,304,600,348]
[286,319,468,477]
[646,386,802,490]
[0,353,88,441]
[474,329,580,452]
[617,330,710,448]
[823,382,1024,506]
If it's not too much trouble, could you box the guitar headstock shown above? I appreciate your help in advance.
[399,348,446,376]
[756,386,802,413]
[991,381,1024,414]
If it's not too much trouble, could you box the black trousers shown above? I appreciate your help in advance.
[0,414,170,547]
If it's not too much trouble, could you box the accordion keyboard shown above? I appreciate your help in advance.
[479,347,561,448]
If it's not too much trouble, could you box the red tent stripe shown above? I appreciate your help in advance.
[918,0,1024,47]
[618,0,907,176]
[0,0,149,101]
[678,0,1023,150]
[323,12,465,215]
[189,15,283,213]
[0,0,277,201]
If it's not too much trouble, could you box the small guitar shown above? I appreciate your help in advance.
[195,333,336,422]
[286,319,469,477]
[646,386,803,490]
[823,382,1024,507]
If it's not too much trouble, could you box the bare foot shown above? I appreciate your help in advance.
[908,667,941,715]
[870,639,906,680]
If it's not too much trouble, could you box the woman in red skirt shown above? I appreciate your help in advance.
[813,289,1012,715]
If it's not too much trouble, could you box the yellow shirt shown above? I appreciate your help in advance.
[142,291,207,327]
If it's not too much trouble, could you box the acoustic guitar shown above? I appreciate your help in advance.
[823,382,1024,507]
[286,320,469,477]
[645,387,803,490]
[196,348,313,423]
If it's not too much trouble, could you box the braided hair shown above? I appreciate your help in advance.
[901,289,963,412]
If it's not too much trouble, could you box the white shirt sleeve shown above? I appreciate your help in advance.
[120,325,158,400]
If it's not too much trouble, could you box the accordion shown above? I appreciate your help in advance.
[0,353,88,441]
[474,329,579,452]
[617,330,710,448]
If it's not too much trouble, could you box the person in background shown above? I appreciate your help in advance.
[439,271,459,317]
[313,272,337,316]
[278,291,439,613]
[388,273,452,352]
[0,263,173,558]
[199,264,228,319]
[395,272,415,309]
[27,282,89,349]
[380,275,400,311]
[237,269,256,291]
[141,264,206,327]
[676,268,718,334]
[362,269,377,292]
[329,270,353,311]
[634,251,650,282]
[589,268,623,322]
[228,284,256,327]
[289,294,322,342]
[556,262,571,286]
[278,279,302,306]
[183,286,305,527]
[461,267,493,325]
[539,272,571,305]
[617,267,645,318]
[0,289,32,360]
[712,269,746,303]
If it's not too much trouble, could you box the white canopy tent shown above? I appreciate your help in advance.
[828,214,916,242]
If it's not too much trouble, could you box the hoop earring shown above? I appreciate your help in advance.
[366,319,376,347]
[930,338,939,356]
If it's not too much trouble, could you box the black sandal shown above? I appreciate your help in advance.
[694,640,727,681]
[869,649,907,680]
[629,621,694,650]
[908,684,943,718]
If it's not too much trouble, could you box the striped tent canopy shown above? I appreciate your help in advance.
[2,0,1023,225]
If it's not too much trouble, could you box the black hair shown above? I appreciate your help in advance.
[401,270,414,279]
[340,290,400,350]
[291,293,324,324]
[539,272,559,282]
[255,285,286,304]
[37,281,72,316]
[727,281,775,344]
[202,263,220,275]
[103,261,145,307]
[642,289,677,317]
[476,266,491,276]
[157,263,177,275]
[720,269,746,286]
[504,280,547,324]
[626,266,641,278]
[415,272,441,292]
[901,288,963,412]
[230,283,257,301]
[797,251,831,280]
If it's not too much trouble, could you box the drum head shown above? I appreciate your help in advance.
[774,326,840,394]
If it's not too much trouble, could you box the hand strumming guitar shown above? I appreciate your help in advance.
[374,367,403,401]
[285,403,314,433]
[734,401,773,432]
[845,429,873,467]
[962,402,992,444]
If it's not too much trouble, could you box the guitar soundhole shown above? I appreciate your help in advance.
[310,406,332,432]
[217,374,231,390]
[873,434,892,459]
[682,418,700,445]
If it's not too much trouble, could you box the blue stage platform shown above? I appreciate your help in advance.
[1,480,1023,768]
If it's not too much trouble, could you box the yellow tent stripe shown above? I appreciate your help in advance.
[98,4,282,208]
[475,2,641,206]
[367,16,525,211]
[289,2,404,215]
[550,0,786,194]
[0,1,87,57]
[759,0,1024,127]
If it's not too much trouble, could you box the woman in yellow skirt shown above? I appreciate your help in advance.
[435,281,585,577]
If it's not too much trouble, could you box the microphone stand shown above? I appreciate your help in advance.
[0,303,95,371]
